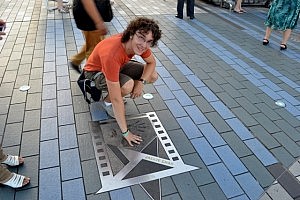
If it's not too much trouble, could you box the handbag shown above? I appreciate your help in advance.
[73,0,113,31]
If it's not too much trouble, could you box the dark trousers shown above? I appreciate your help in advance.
[177,0,194,18]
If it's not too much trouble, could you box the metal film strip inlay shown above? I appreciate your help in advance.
[147,112,180,162]
[92,130,114,180]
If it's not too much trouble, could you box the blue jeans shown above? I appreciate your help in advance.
[177,0,195,18]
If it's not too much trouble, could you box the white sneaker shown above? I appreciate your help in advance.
[100,101,115,118]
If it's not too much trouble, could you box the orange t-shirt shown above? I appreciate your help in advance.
[84,33,151,82]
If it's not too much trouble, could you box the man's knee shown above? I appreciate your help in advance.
[148,71,158,83]
[121,79,134,94]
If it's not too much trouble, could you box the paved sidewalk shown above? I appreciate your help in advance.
[0,0,300,199]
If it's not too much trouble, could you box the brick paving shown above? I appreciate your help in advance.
[0,0,300,199]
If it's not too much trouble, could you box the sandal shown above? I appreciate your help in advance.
[233,10,243,14]
[280,44,287,50]
[2,155,24,166]
[262,38,269,45]
[58,6,69,13]
[2,173,30,188]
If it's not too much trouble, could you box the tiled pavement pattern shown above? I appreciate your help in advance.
[0,0,299,199]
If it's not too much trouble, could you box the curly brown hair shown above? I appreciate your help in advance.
[121,17,162,47]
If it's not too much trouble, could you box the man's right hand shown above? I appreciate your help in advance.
[95,21,107,35]
[124,131,143,147]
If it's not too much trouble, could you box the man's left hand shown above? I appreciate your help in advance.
[130,81,143,99]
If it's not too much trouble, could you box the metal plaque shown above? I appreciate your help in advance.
[90,112,198,199]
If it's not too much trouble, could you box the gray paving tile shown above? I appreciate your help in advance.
[73,95,90,113]
[162,193,182,200]
[156,110,180,131]
[168,129,195,156]
[2,122,22,147]
[59,124,78,150]
[0,97,10,114]
[200,182,227,200]
[110,187,134,200]
[155,85,175,100]
[57,76,70,90]
[60,148,82,181]
[18,64,31,76]
[235,96,261,114]
[30,67,43,80]
[172,172,204,200]
[57,64,69,77]
[87,193,110,200]
[25,93,42,110]
[41,99,57,118]
[20,130,39,157]
[231,107,259,127]
[273,132,300,157]
[274,119,300,141]
[149,93,168,111]
[252,113,281,134]
[39,167,62,200]
[215,145,247,176]
[177,117,202,139]
[42,71,56,85]
[2,70,17,83]
[41,117,58,141]
[74,112,92,135]
[179,82,200,97]
[206,112,232,134]
[78,133,96,161]
[23,110,40,132]
[62,178,86,200]
[245,138,278,167]
[57,89,72,106]
[15,187,38,200]
[161,177,178,196]
[11,89,26,104]
[241,156,275,188]
[191,137,220,165]
[172,90,194,107]
[249,125,281,149]
[208,163,244,198]
[7,103,25,123]
[0,114,7,136]
[58,105,74,126]
[81,159,101,194]
[221,131,252,158]
[270,147,295,167]
[236,173,264,200]
[42,84,56,100]
[225,118,253,140]
[40,139,59,169]
[199,123,226,147]
[28,79,42,94]
[165,99,187,118]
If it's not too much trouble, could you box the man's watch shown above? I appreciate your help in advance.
[139,78,146,84]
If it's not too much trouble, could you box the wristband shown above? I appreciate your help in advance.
[122,129,129,137]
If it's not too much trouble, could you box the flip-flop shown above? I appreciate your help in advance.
[2,173,30,188]
[233,10,243,14]
[1,155,23,166]
[280,44,287,50]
